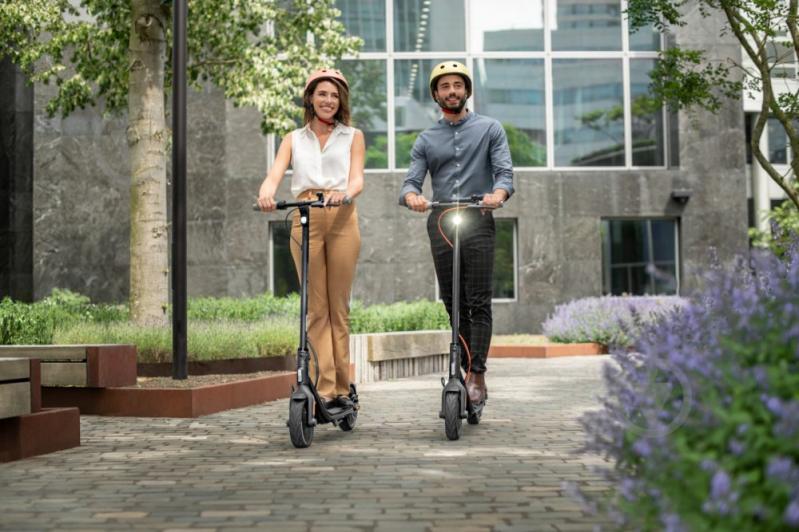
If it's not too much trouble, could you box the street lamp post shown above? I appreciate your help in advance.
[172,0,188,380]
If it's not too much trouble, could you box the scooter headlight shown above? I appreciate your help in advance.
[452,213,462,226]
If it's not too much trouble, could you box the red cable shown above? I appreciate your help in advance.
[436,208,473,382]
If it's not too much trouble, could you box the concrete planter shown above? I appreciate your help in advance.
[349,330,450,383]
[489,342,607,358]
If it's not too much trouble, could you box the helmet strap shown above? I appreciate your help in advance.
[316,116,335,126]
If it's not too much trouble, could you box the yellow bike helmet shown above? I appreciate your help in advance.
[428,61,472,101]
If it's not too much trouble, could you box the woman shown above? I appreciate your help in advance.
[257,68,365,408]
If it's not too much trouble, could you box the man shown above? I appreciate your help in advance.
[399,61,514,407]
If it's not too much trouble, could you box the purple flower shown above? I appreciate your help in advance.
[662,513,683,532]
[774,400,799,439]
[701,459,717,472]
[728,439,745,455]
[711,470,731,499]
[767,456,799,484]
[766,397,783,416]
[633,439,652,457]
[784,500,799,527]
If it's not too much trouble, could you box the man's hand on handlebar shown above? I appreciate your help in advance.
[481,190,506,208]
[405,192,429,213]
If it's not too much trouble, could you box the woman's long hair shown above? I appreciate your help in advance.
[303,77,351,126]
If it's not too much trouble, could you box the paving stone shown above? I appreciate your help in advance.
[0,358,613,531]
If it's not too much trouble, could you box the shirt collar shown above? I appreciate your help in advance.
[438,110,474,127]
[302,121,343,137]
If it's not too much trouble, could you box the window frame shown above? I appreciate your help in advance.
[601,217,681,296]
[275,0,667,172]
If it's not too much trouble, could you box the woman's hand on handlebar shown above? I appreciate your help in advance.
[324,191,349,207]
[405,192,429,213]
[257,194,277,212]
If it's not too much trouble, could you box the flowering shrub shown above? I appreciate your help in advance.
[576,245,799,530]
[542,295,687,347]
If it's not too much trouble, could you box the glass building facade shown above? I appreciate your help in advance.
[333,0,664,170]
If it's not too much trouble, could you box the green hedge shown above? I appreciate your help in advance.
[3,290,449,362]
[54,319,297,363]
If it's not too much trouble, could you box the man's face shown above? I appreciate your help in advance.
[434,74,468,112]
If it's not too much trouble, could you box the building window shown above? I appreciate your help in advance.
[269,0,665,171]
[337,0,386,52]
[470,0,544,52]
[630,59,665,166]
[474,59,546,167]
[393,0,465,52]
[270,222,299,297]
[493,218,517,300]
[553,59,624,166]
[338,59,388,169]
[601,219,679,295]
[768,117,788,164]
[551,0,622,51]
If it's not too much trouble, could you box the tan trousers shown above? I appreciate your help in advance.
[290,190,361,400]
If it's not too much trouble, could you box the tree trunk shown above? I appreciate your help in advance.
[127,0,169,326]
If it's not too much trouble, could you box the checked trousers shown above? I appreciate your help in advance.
[427,208,495,374]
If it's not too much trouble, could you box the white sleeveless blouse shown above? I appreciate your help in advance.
[290,123,354,197]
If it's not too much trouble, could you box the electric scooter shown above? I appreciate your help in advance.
[419,195,500,441]
[255,192,359,448]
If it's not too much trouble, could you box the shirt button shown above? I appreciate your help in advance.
[456,163,460,167]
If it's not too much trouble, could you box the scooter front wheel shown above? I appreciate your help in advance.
[288,399,314,448]
[443,392,463,441]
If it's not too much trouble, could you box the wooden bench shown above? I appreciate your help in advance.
[0,358,41,419]
[0,345,136,388]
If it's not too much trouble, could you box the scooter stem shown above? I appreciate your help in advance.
[450,213,461,379]
[298,204,311,385]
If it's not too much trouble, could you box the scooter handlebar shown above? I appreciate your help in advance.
[253,192,351,211]
[426,195,504,210]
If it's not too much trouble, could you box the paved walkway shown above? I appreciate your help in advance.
[0,357,611,532]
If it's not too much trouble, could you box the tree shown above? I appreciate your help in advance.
[0,0,360,324]
[627,0,799,212]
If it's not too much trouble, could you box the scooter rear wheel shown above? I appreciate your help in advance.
[288,399,314,448]
[443,392,462,441]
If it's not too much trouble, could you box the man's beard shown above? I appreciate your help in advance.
[437,95,466,113]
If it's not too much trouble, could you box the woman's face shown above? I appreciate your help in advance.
[311,80,340,121]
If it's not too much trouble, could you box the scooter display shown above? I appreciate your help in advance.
[255,192,358,448]
[420,195,500,441]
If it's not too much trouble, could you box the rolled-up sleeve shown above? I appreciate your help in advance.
[489,123,514,200]
[398,135,429,206]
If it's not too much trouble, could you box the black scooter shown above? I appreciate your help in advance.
[421,195,500,440]
[255,192,358,448]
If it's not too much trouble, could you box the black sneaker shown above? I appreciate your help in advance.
[334,395,354,409]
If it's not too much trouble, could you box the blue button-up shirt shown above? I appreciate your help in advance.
[399,112,514,205]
